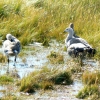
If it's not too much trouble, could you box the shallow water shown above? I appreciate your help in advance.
[0,86,6,98]
[0,40,99,99]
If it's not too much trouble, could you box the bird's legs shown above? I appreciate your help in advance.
[7,56,9,74]
[79,53,83,67]
[13,55,17,67]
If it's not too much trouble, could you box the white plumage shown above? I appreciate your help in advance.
[2,33,21,73]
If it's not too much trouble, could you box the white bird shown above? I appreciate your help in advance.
[64,27,92,48]
[2,33,21,73]
[63,27,95,57]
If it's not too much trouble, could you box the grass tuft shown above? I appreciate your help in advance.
[82,71,100,85]
[0,75,14,84]
[76,85,100,99]
[19,67,73,93]
[47,51,64,64]
[51,71,73,85]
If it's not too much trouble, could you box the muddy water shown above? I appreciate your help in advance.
[0,40,99,99]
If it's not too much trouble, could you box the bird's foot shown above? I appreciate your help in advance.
[6,70,9,74]
[13,63,15,66]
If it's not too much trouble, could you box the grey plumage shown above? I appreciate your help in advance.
[64,27,92,48]
[64,27,95,57]
[2,33,21,73]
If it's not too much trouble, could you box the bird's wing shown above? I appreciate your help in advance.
[78,38,92,48]
[67,37,92,48]
[69,43,86,49]
[67,38,82,47]
[11,38,21,53]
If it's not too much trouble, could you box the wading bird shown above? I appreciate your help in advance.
[63,26,95,65]
[2,33,21,73]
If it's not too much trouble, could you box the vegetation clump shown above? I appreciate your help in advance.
[77,71,100,99]
[19,68,54,93]
[51,71,73,85]
[82,71,100,85]
[47,51,64,64]
[19,67,73,93]
[76,85,100,99]
[1,95,21,100]
[0,75,14,84]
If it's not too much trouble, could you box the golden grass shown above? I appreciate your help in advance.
[82,71,100,85]
[0,0,100,57]
[47,51,64,64]
[0,53,6,63]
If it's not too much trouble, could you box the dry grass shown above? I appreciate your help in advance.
[0,53,6,63]
[47,51,64,64]
[82,71,100,85]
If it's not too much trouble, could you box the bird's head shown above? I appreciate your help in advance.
[6,33,13,41]
[63,27,74,35]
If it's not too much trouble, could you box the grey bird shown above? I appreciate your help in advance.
[64,27,95,57]
[64,27,92,48]
[2,33,21,73]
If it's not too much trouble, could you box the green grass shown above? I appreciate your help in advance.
[76,85,100,99]
[51,71,73,85]
[19,66,73,93]
[0,75,14,84]
[0,0,100,57]
[76,71,100,99]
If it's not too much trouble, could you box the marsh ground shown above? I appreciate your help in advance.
[0,40,99,100]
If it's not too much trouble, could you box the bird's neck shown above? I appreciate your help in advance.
[67,31,73,41]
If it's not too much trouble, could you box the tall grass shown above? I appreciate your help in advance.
[0,0,100,57]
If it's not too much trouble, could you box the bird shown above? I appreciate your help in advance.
[2,33,21,73]
[64,27,92,48]
[63,27,95,57]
